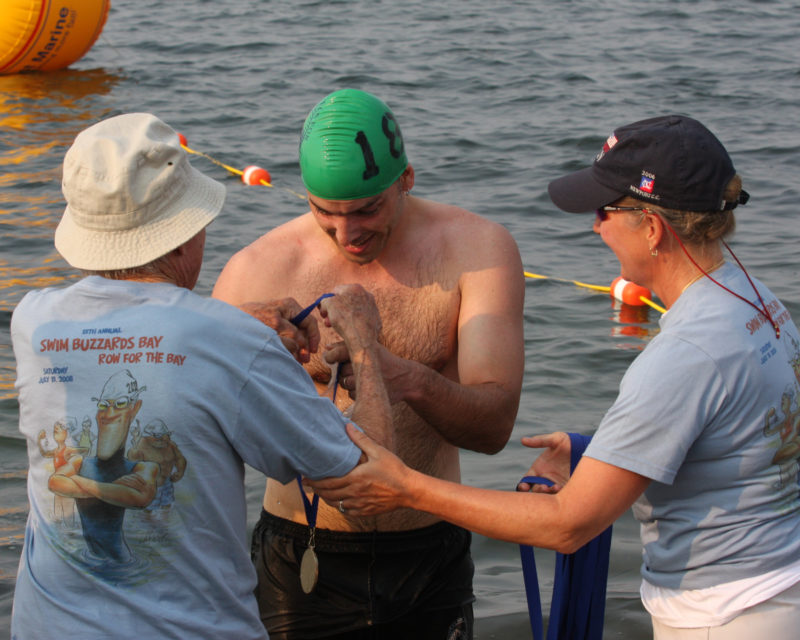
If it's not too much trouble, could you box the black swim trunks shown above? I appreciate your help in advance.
[252,510,475,640]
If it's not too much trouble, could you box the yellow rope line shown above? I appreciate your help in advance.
[524,271,611,293]
[525,271,666,313]
[181,144,249,179]
[638,296,667,314]
[177,142,667,315]
[181,142,309,200]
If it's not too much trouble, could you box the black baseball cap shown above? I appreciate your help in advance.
[547,115,748,213]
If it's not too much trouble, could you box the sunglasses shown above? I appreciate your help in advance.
[97,396,135,410]
[595,205,649,222]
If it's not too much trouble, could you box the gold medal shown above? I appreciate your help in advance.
[295,480,320,594]
[300,545,319,594]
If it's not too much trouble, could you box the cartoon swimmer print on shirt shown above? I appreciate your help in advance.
[128,418,187,516]
[763,335,800,490]
[38,416,87,527]
[45,369,189,571]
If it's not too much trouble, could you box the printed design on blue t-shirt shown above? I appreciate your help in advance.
[39,367,191,584]
[762,333,800,492]
[37,416,86,528]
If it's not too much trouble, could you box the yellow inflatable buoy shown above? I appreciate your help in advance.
[0,0,110,75]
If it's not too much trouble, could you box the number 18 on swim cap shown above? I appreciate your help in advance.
[299,89,409,201]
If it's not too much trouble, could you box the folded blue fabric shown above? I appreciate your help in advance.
[518,433,612,640]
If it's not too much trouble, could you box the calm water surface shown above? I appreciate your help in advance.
[2,1,799,637]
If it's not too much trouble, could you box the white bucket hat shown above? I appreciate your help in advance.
[55,112,225,270]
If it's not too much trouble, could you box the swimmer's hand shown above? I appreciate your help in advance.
[306,423,408,516]
[238,298,320,364]
[323,348,357,399]
[318,285,382,358]
[320,285,409,404]
[319,284,382,400]
[516,432,572,493]
[319,285,394,450]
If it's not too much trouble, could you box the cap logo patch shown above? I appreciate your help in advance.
[639,172,654,194]
[595,133,618,162]
[603,134,618,152]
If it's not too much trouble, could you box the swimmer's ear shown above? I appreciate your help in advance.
[400,165,415,192]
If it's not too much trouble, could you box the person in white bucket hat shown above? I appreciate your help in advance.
[10,112,393,639]
[55,112,226,273]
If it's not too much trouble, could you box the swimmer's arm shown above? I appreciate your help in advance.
[390,226,524,453]
[213,248,319,364]
[212,244,266,305]
[320,286,394,451]
[347,347,393,451]
[212,233,297,307]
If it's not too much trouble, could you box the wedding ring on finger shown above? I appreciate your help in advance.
[338,499,345,514]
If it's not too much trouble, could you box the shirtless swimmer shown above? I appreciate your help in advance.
[213,88,525,640]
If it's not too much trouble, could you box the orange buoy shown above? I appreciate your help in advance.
[610,276,651,306]
[242,165,272,186]
[0,0,110,75]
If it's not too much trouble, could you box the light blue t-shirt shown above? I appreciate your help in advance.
[586,263,800,590]
[11,277,361,639]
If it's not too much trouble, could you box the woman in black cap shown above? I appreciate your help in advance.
[310,116,800,638]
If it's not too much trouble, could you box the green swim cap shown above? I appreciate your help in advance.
[299,89,409,200]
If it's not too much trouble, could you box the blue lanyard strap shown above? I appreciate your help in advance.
[517,433,612,640]
[290,293,334,326]
[295,475,319,528]
[291,293,335,531]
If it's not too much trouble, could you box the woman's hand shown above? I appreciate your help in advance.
[306,423,410,516]
[517,431,572,493]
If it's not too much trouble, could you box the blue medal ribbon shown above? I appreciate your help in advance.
[290,293,337,531]
[290,293,334,326]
